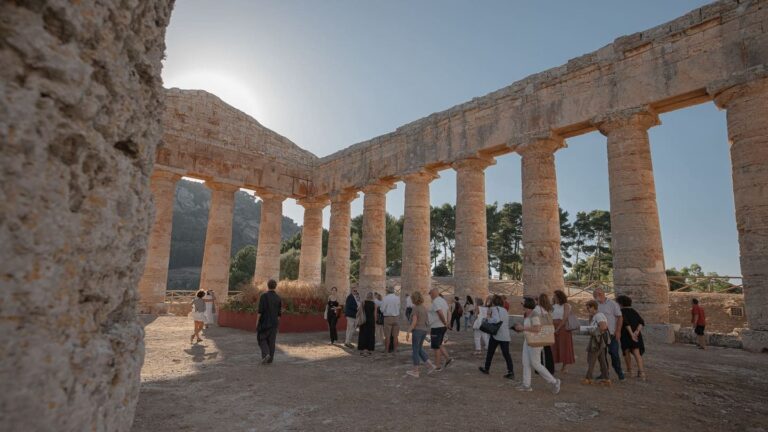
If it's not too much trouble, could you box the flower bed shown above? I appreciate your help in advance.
[218,309,347,333]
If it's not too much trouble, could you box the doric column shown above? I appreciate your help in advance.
[596,108,669,325]
[519,137,566,298]
[253,191,286,284]
[359,181,394,295]
[712,75,768,352]
[401,170,438,297]
[297,197,328,285]
[452,156,494,299]
[198,181,239,301]
[137,169,181,313]
[325,191,358,294]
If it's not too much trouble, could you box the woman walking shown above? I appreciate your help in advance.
[357,292,377,356]
[551,290,576,374]
[406,291,436,377]
[582,300,611,385]
[326,286,341,344]
[617,295,646,380]
[478,295,515,379]
[514,297,560,393]
[536,293,555,375]
[189,290,206,343]
[463,296,475,331]
[472,296,490,355]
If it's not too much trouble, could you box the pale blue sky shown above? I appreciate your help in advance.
[162,0,741,276]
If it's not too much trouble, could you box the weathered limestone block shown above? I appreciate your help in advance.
[297,198,328,285]
[253,192,285,283]
[325,192,357,294]
[0,1,174,431]
[452,157,494,299]
[519,137,566,298]
[199,181,240,300]
[712,74,768,345]
[359,181,394,295]
[596,108,669,324]
[401,171,438,297]
[137,170,181,313]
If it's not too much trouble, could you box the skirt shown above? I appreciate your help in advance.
[189,311,206,322]
[552,319,575,364]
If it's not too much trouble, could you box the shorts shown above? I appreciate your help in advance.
[430,327,447,349]
[694,325,705,336]
[383,316,400,341]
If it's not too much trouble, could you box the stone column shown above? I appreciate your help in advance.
[198,181,239,301]
[325,191,358,294]
[137,169,181,314]
[401,170,438,297]
[452,156,494,299]
[519,137,566,298]
[596,108,670,330]
[712,76,768,352]
[359,181,394,295]
[297,197,328,285]
[253,191,286,284]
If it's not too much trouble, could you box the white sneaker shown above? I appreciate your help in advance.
[552,379,561,395]
[406,370,420,378]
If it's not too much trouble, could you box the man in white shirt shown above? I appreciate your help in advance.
[428,288,453,371]
[594,288,625,381]
[380,286,401,354]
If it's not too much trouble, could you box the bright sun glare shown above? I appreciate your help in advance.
[164,69,264,122]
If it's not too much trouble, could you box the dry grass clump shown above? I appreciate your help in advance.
[223,280,329,315]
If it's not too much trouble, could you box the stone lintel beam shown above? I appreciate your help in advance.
[297,197,329,285]
[326,190,359,294]
[452,156,494,299]
[518,135,565,298]
[401,169,439,297]
[253,191,286,284]
[595,107,669,324]
[199,181,240,301]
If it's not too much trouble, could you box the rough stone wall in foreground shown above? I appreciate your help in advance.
[0,1,173,431]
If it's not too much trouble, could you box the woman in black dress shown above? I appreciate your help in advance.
[616,295,646,380]
[326,287,340,344]
[357,292,377,356]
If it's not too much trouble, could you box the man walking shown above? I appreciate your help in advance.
[256,279,282,364]
[691,298,707,350]
[593,288,625,381]
[343,289,360,348]
[428,287,453,371]
[380,286,401,355]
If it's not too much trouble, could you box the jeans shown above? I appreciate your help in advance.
[464,313,474,330]
[522,342,556,388]
[484,336,514,374]
[411,329,429,366]
[474,329,489,351]
[607,335,625,379]
[344,317,357,344]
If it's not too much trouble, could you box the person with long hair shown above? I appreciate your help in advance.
[551,290,576,374]
[472,296,490,355]
[536,293,555,375]
[513,297,560,393]
[616,295,646,380]
[325,286,341,344]
[406,291,436,377]
[477,295,515,380]
[357,292,377,356]
[463,295,475,331]
[189,290,206,343]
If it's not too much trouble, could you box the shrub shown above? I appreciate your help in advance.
[221,280,329,315]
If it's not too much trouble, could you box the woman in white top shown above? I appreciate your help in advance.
[513,297,560,393]
[203,290,217,329]
[478,295,515,379]
[552,290,576,373]
[582,300,611,385]
[472,296,491,355]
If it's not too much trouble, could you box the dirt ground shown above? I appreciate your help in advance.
[132,316,768,432]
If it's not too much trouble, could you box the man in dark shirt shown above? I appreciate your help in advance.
[343,288,360,348]
[257,279,282,364]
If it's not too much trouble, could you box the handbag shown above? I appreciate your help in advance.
[524,310,555,347]
[565,304,581,331]
[479,307,503,335]
[356,303,366,327]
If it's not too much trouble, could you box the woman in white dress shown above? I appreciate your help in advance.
[203,290,217,328]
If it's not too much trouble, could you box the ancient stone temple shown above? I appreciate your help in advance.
[2,1,767,431]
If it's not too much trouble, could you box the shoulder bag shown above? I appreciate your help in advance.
[479,307,503,335]
[564,304,581,331]
[356,303,366,327]
[524,310,555,347]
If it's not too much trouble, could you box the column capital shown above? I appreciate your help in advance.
[516,135,565,157]
[709,72,768,109]
[594,107,660,135]
[254,188,286,202]
[362,180,396,195]
[150,169,182,183]
[296,196,329,210]
[451,155,495,172]
[205,181,240,193]
[330,190,359,204]
[400,169,439,184]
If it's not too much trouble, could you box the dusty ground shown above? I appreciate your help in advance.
[133,316,768,432]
